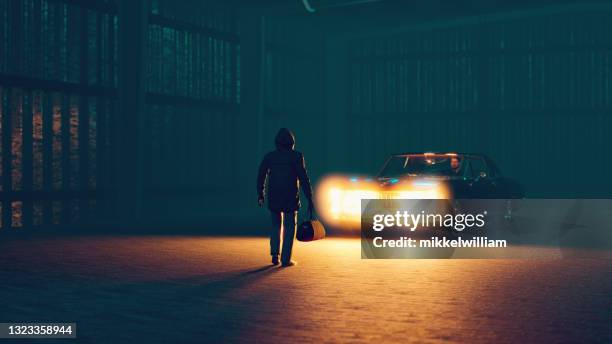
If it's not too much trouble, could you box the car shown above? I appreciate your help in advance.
[315,152,523,230]
[377,152,524,199]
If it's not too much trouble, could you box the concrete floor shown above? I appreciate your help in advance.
[1,235,611,343]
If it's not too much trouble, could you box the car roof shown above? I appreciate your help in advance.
[391,152,488,158]
[383,152,501,176]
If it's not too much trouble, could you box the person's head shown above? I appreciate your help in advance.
[450,157,460,171]
[275,128,295,150]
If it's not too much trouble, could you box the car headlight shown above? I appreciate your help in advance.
[315,175,449,230]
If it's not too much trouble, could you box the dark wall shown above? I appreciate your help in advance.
[260,17,327,187]
[139,0,242,225]
[326,3,612,197]
[1,0,611,232]
[0,0,326,231]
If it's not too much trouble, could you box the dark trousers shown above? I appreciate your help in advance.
[270,211,297,263]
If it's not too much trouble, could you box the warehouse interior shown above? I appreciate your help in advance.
[0,0,611,232]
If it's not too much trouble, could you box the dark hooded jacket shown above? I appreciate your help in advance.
[257,128,313,212]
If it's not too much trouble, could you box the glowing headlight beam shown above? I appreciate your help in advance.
[315,175,450,230]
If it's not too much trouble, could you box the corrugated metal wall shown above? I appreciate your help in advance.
[142,0,241,223]
[345,7,612,197]
[0,0,116,230]
[0,0,326,230]
[260,17,326,183]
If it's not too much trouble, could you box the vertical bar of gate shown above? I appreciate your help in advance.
[98,13,115,221]
[1,88,11,229]
[96,98,106,222]
[42,92,53,225]
[93,11,103,223]
[22,90,33,228]
[115,0,147,225]
[79,6,90,224]
[61,93,70,224]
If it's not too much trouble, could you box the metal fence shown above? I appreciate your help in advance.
[0,0,243,229]
[0,0,117,230]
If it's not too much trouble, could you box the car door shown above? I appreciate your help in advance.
[466,156,498,198]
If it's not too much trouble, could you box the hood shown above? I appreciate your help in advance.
[275,128,295,150]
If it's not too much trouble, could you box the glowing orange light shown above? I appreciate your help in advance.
[315,175,450,230]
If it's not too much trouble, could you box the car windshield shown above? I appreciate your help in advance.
[378,155,464,178]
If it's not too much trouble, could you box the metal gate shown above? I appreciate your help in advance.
[0,0,117,230]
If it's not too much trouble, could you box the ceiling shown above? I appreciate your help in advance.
[233,0,604,36]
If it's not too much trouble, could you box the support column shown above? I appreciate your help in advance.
[238,10,264,215]
[113,0,148,225]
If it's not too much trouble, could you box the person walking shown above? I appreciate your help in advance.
[257,128,313,267]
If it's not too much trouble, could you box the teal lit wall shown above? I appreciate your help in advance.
[1,0,611,232]
[325,3,612,197]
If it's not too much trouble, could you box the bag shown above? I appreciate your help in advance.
[297,205,326,242]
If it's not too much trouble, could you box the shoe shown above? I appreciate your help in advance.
[281,260,297,267]
[271,256,279,265]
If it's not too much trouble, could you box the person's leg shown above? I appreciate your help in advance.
[281,211,297,265]
[270,211,281,264]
